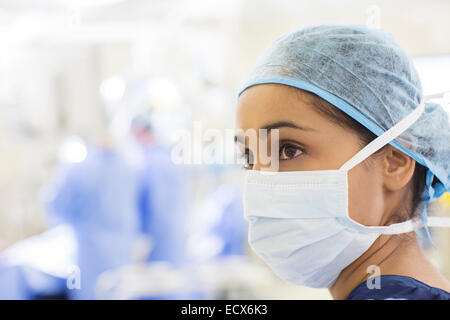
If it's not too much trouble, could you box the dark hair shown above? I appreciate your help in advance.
[296,89,427,223]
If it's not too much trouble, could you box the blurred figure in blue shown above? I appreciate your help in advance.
[188,165,247,263]
[131,114,188,268]
[46,137,139,299]
[209,182,247,257]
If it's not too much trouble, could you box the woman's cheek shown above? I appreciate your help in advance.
[347,166,385,226]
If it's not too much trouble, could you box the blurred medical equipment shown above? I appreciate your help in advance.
[95,256,279,300]
[0,224,76,299]
[95,262,194,299]
[193,256,281,299]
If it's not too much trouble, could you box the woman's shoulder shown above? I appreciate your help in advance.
[346,274,450,300]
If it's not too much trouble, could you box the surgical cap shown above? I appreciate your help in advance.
[239,24,450,202]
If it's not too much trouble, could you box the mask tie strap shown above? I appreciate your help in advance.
[336,102,450,238]
[420,170,438,249]
[339,102,425,171]
[379,215,450,235]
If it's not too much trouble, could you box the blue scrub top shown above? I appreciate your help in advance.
[137,144,188,266]
[346,275,450,300]
[47,146,139,299]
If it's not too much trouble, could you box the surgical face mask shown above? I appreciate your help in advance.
[244,102,450,288]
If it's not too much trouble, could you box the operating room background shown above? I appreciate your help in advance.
[0,0,449,299]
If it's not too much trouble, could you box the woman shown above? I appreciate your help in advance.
[235,25,450,300]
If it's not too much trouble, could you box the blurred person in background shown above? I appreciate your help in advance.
[208,180,247,257]
[131,114,188,267]
[188,165,247,262]
[45,136,140,300]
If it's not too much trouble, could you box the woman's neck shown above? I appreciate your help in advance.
[329,232,450,300]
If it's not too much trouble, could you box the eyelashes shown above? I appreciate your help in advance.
[279,142,305,160]
[240,141,306,170]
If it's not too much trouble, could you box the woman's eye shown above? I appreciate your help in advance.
[279,143,304,160]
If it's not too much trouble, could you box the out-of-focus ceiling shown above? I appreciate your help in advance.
[0,0,447,53]
[0,0,242,44]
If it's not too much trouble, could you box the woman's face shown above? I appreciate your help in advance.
[236,84,386,226]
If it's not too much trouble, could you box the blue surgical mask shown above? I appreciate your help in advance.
[244,102,450,288]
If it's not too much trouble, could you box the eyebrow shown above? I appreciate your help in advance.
[261,121,317,132]
[234,121,317,144]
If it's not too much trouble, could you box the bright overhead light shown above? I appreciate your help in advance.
[59,136,88,163]
[148,78,180,109]
[100,76,126,103]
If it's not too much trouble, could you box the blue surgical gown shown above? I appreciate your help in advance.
[137,144,188,266]
[346,275,450,300]
[208,184,247,257]
[46,146,139,299]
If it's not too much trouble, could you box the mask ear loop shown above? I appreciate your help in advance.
[337,102,426,233]
[337,102,449,245]
[339,102,425,171]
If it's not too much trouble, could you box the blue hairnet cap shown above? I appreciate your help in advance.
[239,24,450,202]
